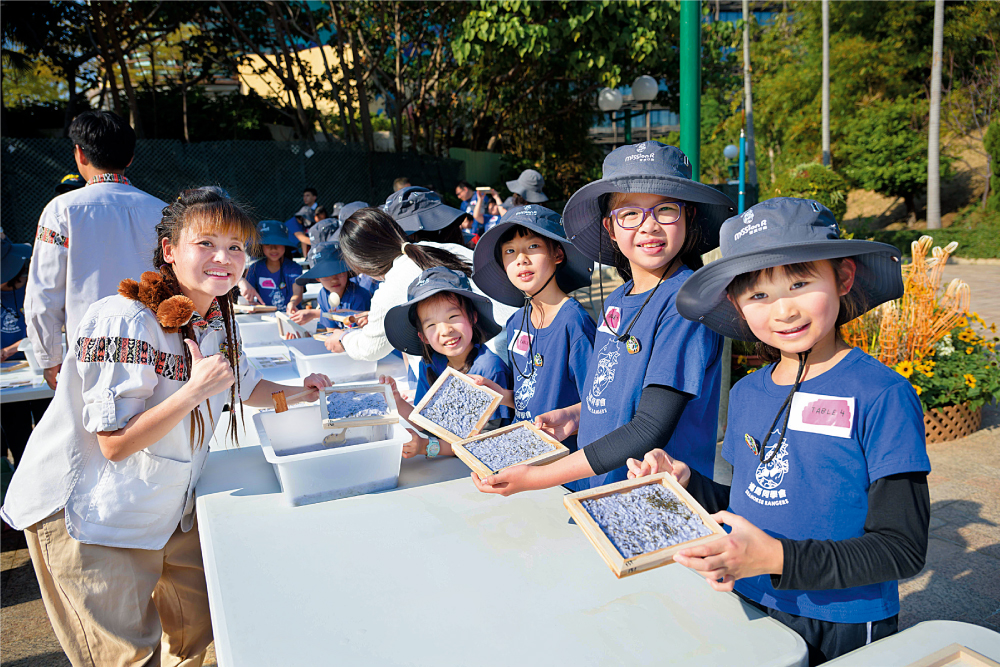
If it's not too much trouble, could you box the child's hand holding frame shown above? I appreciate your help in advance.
[673,512,784,592]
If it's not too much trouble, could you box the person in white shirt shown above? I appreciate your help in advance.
[25,110,166,390]
[1,189,331,666]
[330,206,517,381]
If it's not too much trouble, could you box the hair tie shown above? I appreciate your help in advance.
[401,242,412,253]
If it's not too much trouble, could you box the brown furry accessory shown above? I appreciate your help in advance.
[118,268,196,333]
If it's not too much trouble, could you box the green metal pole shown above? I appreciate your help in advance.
[680,0,702,180]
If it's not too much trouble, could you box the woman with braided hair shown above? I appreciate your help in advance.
[1,188,331,666]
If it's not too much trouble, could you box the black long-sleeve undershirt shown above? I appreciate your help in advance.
[582,384,691,476]
[684,468,931,591]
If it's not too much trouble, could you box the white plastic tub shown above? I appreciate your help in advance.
[254,405,405,506]
[283,338,376,382]
[236,314,283,346]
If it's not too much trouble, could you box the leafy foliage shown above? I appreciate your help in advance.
[765,163,850,221]
[985,120,1000,212]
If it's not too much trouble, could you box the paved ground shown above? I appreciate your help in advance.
[2,265,997,666]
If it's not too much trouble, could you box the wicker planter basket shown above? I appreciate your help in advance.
[923,403,983,443]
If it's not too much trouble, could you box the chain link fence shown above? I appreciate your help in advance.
[1,138,465,243]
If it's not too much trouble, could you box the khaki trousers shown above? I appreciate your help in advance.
[25,510,212,667]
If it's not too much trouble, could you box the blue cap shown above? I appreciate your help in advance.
[296,242,350,284]
[505,169,548,203]
[1,236,31,284]
[308,218,340,245]
[676,197,903,341]
[338,201,369,224]
[383,186,466,234]
[472,205,594,307]
[384,267,502,356]
[563,141,736,264]
[257,220,298,248]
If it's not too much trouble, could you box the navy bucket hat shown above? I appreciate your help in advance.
[506,169,548,203]
[563,141,737,264]
[296,242,350,285]
[1,236,32,284]
[257,220,298,248]
[676,197,904,342]
[308,218,340,245]
[384,267,502,356]
[384,186,466,234]
[338,201,369,223]
[472,205,594,307]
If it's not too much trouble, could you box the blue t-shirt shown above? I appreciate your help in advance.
[245,258,302,311]
[576,266,723,489]
[351,274,379,299]
[506,299,596,453]
[416,344,513,424]
[284,217,305,247]
[483,214,502,234]
[1,287,27,360]
[724,348,931,624]
[318,281,372,330]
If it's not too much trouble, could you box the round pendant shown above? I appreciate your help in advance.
[625,336,641,354]
[533,353,544,367]
[745,433,760,456]
[279,282,286,289]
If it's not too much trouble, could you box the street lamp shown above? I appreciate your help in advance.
[723,143,740,181]
[598,75,660,146]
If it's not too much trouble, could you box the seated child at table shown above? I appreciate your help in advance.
[629,198,930,665]
[240,219,303,311]
[381,267,512,459]
[289,242,371,343]
[470,205,596,453]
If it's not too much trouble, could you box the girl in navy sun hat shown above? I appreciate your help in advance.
[631,197,928,663]
[474,141,736,496]
[470,205,596,453]
[240,219,303,311]
[288,242,372,335]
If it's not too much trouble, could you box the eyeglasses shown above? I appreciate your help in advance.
[609,202,685,229]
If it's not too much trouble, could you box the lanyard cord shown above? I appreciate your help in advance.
[758,350,811,464]
[614,260,673,343]
[511,269,558,380]
[0,289,22,322]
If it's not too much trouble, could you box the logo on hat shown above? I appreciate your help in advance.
[742,209,755,226]
[636,142,647,153]
[415,277,430,287]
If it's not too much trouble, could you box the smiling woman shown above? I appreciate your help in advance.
[0,187,333,666]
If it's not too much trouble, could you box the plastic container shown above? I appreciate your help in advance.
[254,405,405,506]
[283,338,376,382]
[236,314,283,346]
[18,336,66,375]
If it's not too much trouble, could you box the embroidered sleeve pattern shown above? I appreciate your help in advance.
[36,225,69,248]
[76,336,188,381]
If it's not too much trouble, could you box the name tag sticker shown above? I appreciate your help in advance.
[597,306,621,335]
[259,277,277,290]
[789,391,855,438]
[509,330,533,357]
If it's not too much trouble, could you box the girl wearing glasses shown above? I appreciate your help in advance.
[473,141,736,495]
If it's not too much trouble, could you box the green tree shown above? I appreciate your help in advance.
[766,163,850,221]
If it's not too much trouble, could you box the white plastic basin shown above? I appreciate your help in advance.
[254,405,405,506]
[283,338,376,382]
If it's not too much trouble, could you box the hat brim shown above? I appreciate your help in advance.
[296,258,350,285]
[563,175,737,264]
[676,239,904,341]
[1,244,31,284]
[259,234,299,248]
[505,180,549,203]
[384,286,503,356]
[472,221,594,307]
[397,204,466,234]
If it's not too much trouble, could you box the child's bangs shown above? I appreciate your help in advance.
[727,261,823,299]
[187,201,259,250]
[495,225,559,262]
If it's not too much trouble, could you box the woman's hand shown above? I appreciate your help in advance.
[183,339,235,402]
[471,464,543,496]
[323,328,346,353]
[353,312,369,328]
[674,512,784,592]
[296,373,332,403]
[401,428,428,458]
[534,404,581,442]
[626,448,691,487]
[239,278,263,306]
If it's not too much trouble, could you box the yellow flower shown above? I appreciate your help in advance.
[956,316,968,328]
[896,361,914,378]
[990,342,997,352]
[746,367,757,374]
[966,347,975,355]
[958,329,978,343]
[912,384,922,396]
[737,355,747,366]
[990,323,997,334]
[964,374,976,388]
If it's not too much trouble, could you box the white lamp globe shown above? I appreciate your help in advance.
[723,144,740,160]
[631,75,659,102]
[597,87,624,112]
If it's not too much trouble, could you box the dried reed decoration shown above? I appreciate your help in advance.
[841,236,971,367]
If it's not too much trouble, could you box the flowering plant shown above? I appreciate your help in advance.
[842,235,1000,411]
[898,313,1000,410]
